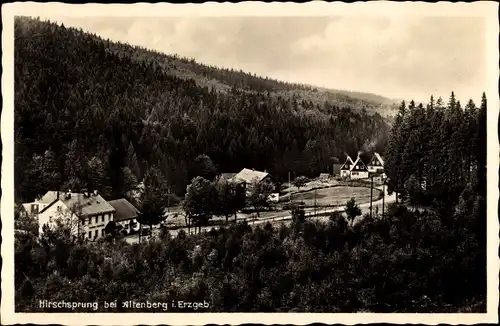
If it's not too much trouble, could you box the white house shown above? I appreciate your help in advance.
[340,156,354,178]
[32,190,116,241]
[350,156,370,179]
[367,152,385,175]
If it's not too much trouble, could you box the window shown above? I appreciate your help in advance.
[49,216,53,222]
[95,230,98,238]
[102,215,105,223]
[95,216,98,224]
[57,206,62,212]
[88,231,92,239]
[101,229,105,236]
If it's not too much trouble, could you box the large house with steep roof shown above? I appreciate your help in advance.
[367,152,385,176]
[350,155,370,179]
[24,190,118,241]
[230,168,279,200]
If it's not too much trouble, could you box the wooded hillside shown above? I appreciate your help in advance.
[14,16,391,202]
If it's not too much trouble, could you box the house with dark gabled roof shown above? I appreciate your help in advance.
[340,155,354,178]
[350,155,369,179]
[367,152,385,176]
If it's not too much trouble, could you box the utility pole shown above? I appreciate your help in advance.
[382,177,386,218]
[314,187,317,217]
[288,171,292,206]
[369,175,374,219]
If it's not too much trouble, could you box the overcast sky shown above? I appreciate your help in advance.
[39,15,486,103]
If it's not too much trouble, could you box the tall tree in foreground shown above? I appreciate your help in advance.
[214,180,246,224]
[345,197,362,226]
[183,176,217,233]
[293,176,309,192]
[247,179,275,218]
[189,154,217,182]
[136,165,169,239]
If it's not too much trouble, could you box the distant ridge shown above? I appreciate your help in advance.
[35,17,398,118]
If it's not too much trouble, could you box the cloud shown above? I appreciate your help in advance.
[35,15,486,102]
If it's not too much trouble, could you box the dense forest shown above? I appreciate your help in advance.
[14,197,485,312]
[15,16,391,203]
[14,92,487,312]
[385,93,487,208]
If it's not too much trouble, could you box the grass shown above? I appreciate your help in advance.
[290,186,381,207]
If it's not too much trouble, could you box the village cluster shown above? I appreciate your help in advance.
[18,152,385,241]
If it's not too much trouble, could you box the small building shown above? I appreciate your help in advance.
[231,168,273,191]
[319,173,330,182]
[108,198,141,231]
[367,152,385,175]
[29,190,116,241]
[350,156,369,179]
[340,156,354,178]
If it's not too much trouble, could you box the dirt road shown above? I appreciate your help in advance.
[125,185,395,244]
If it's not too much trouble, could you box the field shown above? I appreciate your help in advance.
[157,181,380,230]
[290,185,380,207]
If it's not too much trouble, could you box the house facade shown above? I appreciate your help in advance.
[367,152,385,175]
[350,156,370,179]
[232,168,274,191]
[28,190,116,241]
[340,156,354,178]
[231,168,280,201]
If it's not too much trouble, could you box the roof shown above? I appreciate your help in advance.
[22,203,36,214]
[350,156,368,172]
[219,173,237,180]
[232,168,269,184]
[370,152,385,166]
[38,191,115,217]
[340,156,354,170]
[108,198,140,222]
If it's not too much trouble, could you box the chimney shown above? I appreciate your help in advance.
[31,203,39,214]
[57,191,60,200]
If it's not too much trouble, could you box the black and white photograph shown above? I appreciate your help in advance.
[1,1,499,325]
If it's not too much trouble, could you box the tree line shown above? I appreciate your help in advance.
[385,92,486,207]
[14,16,390,203]
[14,195,485,312]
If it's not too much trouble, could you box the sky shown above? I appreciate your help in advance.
[38,15,486,103]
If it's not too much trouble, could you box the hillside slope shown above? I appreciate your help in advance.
[102,36,398,118]
[14,16,391,202]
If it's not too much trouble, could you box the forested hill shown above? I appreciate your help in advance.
[96,29,399,118]
[14,16,391,202]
